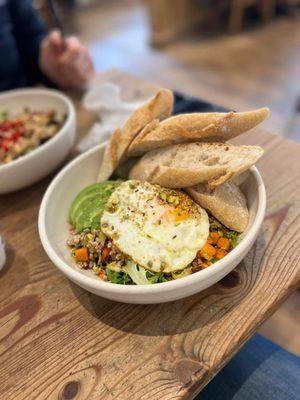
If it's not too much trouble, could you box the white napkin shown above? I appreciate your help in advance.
[77,82,150,153]
[0,236,6,271]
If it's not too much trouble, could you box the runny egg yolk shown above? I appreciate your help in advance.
[164,207,190,223]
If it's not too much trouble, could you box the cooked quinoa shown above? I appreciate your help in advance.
[67,229,126,271]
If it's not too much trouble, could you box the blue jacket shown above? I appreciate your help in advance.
[0,0,48,91]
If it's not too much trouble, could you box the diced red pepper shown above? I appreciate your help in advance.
[1,139,11,152]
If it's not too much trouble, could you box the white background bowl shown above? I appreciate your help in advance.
[0,88,76,194]
[39,143,266,304]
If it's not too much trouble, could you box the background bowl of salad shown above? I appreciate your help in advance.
[38,142,266,304]
[0,88,75,194]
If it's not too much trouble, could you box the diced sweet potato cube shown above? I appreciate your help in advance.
[217,237,231,251]
[200,243,217,260]
[75,247,89,262]
[207,231,220,245]
[215,249,228,260]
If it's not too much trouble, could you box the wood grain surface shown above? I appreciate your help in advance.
[0,70,300,400]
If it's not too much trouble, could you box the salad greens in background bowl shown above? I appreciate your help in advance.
[0,88,75,194]
[38,142,266,304]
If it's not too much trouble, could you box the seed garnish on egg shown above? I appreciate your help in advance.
[101,180,209,273]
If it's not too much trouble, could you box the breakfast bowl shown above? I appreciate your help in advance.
[38,142,266,304]
[0,88,76,194]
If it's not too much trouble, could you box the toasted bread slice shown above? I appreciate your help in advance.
[97,88,174,182]
[98,128,121,183]
[127,108,269,157]
[129,142,263,189]
[186,182,249,232]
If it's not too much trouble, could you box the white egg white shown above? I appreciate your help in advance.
[101,180,209,273]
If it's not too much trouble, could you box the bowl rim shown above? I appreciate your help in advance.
[38,142,266,295]
[0,88,75,171]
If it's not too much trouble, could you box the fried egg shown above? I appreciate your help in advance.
[101,180,209,273]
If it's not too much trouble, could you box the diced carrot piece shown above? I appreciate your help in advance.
[207,231,220,245]
[75,247,89,262]
[200,243,217,260]
[217,237,231,251]
[215,249,228,260]
[101,247,111,263]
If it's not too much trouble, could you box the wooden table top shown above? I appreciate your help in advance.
[1,69,300,400]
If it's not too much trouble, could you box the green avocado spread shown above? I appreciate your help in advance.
[69,180,122,233]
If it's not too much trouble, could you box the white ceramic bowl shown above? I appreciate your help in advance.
[39,143,266,304]
[0,88,76,194]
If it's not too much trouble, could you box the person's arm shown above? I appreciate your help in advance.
[8,0,48,85]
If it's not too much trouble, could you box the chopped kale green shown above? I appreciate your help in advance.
[146,270,169,283]
[106,268,133,285]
